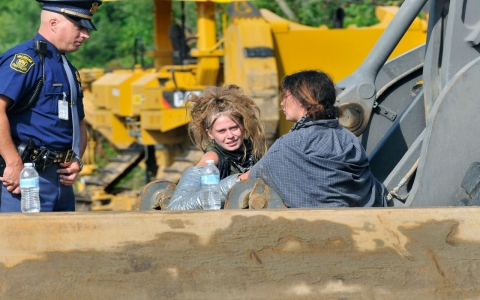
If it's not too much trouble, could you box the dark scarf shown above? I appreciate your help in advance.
[289,115,311,132]
[206,139,256,180]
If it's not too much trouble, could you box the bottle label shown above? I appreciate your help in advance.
[201,174,220,185]
[20,178,39,188]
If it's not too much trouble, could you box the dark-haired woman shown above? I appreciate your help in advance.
[245,70,387,207]
[167,84,267,210]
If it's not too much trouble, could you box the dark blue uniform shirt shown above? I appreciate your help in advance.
[0,33,84,150]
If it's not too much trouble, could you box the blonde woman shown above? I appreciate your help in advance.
[167,85,267,210]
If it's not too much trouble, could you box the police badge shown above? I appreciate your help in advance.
[10,53,35,74]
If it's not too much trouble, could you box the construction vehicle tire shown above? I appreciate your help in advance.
[225,178,286,209]
[135,180,176,210]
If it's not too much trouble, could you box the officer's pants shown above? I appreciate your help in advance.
[0,164,75,212]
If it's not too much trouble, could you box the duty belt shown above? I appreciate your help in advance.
[31,148,75,171]
[0,140,76,174]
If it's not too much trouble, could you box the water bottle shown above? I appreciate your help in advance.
[201,160,221,210]
[20,163,40,213]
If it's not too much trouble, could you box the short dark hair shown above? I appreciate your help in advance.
[281,70,341,120]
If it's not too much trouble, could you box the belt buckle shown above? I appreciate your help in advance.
[64,149,75,163]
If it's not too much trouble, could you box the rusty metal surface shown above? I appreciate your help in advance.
[1,208,480,299]
[135,180,176,210]
[225,178,286,209]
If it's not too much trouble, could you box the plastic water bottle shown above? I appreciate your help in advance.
[20,163,40,213]
[201,160,221,210]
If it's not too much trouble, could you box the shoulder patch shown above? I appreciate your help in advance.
[75,70,81,83]
[10,53,35,73]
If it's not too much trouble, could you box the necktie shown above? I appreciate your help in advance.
[61,55,80,155]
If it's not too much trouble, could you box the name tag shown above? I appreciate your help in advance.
[58,92,69,120]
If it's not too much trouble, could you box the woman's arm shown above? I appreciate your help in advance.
[167,166,203,210]
[167,166,240,210]
[196,151,219,167]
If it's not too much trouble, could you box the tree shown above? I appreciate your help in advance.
[252,0,404,28]
[68,0,155,69]
[0,0,41,53]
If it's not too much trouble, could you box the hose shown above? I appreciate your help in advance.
[387,158,419,201]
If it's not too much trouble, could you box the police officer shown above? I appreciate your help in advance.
[0,0,102,212]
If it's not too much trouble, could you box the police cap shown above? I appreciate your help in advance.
[36,0,102,31]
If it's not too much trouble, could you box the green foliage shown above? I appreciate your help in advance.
[116,165,146,190]
[69,0,155,69]
[252,0,331,27]
[0,0,41,53]
[343,1,378,27]
[251,0,405,28]
[0,0,155,70]
[171,1,198,37]
[93,138,145,190]
[94,139,118,169]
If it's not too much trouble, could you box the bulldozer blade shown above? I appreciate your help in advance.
[2,208,480,298]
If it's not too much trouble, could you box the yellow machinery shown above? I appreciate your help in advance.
[258,6,427,133]
[79,1,427,211]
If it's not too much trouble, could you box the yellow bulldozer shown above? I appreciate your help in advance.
[76,0,427,211]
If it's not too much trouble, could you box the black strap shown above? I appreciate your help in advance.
[8,78,44,114]
[0,139,34,176]
[205,139,256,180]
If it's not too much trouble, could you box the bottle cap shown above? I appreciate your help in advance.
[206,160,214,164]
[24,163,33,167]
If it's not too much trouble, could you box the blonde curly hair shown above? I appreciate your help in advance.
[187,84,267,160]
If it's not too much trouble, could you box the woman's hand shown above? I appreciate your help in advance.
[238,170,250,181]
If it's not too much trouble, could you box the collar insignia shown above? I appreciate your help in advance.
[75,71,81,83]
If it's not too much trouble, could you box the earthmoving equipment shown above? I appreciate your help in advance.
[334,0,480,208]
[138,0,480,209]
[6,0,480,298]
[80,1,427,210]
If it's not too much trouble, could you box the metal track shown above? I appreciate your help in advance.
[74,144,145,210]
[156,146,204,183]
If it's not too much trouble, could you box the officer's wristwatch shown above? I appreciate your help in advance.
[74,155,84,172]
